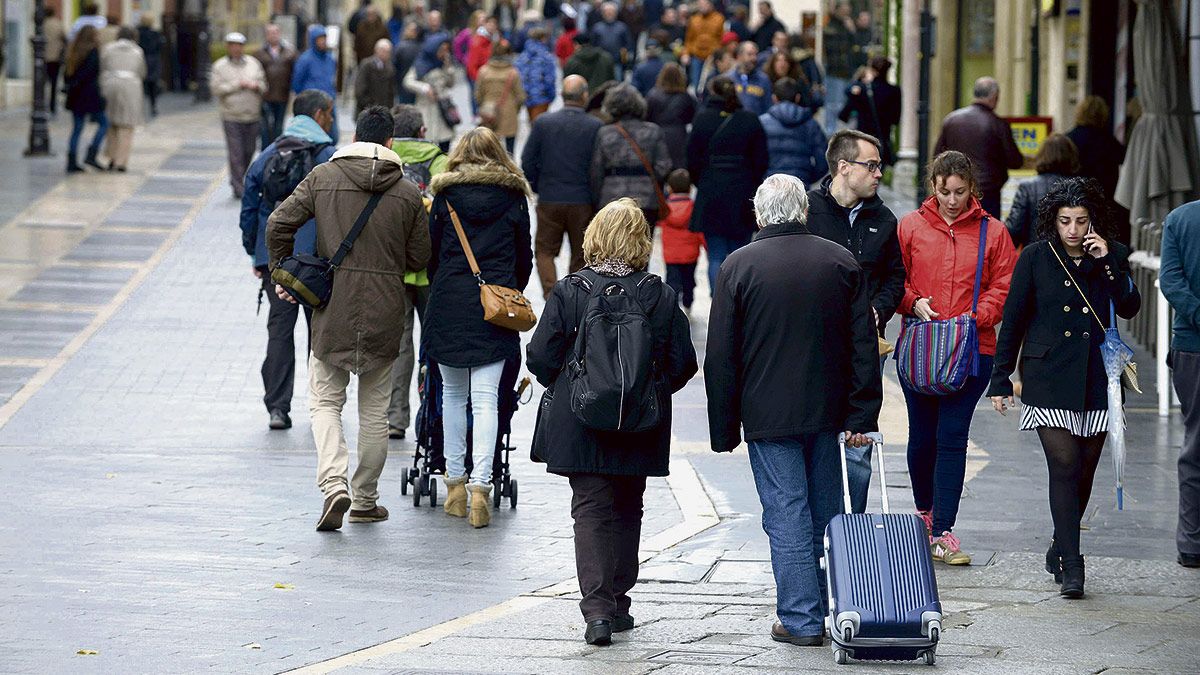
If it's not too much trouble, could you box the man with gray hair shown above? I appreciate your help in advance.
[521,74,603,297]
[705,173,881,647]
[934,76,1024,218]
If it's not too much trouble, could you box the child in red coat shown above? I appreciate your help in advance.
[657,169,705,309]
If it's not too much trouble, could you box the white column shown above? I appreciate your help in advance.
[892,0,921,194]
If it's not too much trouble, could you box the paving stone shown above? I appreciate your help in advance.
[0,366,39,405]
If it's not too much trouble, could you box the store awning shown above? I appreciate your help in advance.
[1115,0,1200,244]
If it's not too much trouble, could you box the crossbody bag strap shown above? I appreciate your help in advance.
[446,202,485,284]
[330,192,384,269]
[613,123,668,207]
[1049,243,1110,331]
[970,216,989,316]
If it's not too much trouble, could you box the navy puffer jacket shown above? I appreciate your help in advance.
[759,102,828,186]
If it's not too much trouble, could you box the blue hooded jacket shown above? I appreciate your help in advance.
[759,102,828,186]
[514,40,557,107]
[415,34,450,79]
[239,115,336,267]
[291,25,336,96]
[728,67,773,116]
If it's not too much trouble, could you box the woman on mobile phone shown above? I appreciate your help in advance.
[988,177,1140,598]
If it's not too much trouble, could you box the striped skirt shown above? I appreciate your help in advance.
[1019,405,1111,437]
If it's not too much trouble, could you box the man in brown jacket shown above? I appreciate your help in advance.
[933,76,1024,219]
[268,106,431,532]
[254,24,297,149]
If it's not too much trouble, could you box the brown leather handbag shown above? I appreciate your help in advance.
[447,203,537,332]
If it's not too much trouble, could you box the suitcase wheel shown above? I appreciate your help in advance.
[834,648,849,665]
[922,650,936,666]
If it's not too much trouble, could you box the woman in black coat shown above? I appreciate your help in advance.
[989,178,1140,599]
[686,75,768,292]
[527,198,697,646]
[645,62,696,170]
[1005,133,1078,249]
[63,25,108,173]
[424,127,533,529]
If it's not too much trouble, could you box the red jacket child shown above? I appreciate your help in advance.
[658,194,705,264]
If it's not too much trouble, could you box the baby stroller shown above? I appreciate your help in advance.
[402,353,530,510]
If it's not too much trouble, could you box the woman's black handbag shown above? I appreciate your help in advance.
[438,97,462,127]
[270,193,383,310]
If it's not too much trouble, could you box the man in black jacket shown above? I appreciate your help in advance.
[934,77,1024,218]
[806,129,903,513]
[705,174,881,647]
[521,75,603,298]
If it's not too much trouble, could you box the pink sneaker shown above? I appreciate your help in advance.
[917,511,933,538]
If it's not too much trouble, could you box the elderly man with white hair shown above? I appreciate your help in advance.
[354,38,397,117]
[704,173,882,647]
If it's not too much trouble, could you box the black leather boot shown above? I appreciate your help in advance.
[66,150,84,173]
[1045,539,1062,583]
[1060,556,1085,599]
[84,147,104,170]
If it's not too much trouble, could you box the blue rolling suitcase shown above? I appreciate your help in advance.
[822,432,942,666]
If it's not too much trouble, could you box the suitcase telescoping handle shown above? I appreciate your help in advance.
[837,431,889,514]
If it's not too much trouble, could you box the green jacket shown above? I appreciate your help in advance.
[391,138,449,286]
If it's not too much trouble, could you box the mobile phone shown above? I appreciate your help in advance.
[1085,222,1095,252]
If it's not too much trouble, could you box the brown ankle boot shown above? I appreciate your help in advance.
[443,476,468,518]
[468,484,492,528]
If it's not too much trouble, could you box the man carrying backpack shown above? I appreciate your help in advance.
[386,104,447,439]
[240,89,337,431]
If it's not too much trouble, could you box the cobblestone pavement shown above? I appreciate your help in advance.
[1,92,1197,674]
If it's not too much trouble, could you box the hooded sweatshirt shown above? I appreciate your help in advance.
[563,44,615,92]
[267,142,431,373]
[291,25,336,96]
[758,101,827,185]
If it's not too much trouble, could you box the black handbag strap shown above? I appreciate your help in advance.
[330,192,384,269]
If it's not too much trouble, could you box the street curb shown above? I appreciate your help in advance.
[286,457,723,673]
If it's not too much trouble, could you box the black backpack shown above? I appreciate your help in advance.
[566,269,663,432]
[262,141,328,206]
[401,156,439,199]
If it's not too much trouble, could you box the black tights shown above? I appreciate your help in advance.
[1037,427,1107,559]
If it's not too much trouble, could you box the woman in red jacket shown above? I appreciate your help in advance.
[896,151,1017,566]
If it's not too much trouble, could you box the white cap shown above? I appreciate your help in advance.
[225,32,247,44]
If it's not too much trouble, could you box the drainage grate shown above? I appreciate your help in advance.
[647,647,760,665]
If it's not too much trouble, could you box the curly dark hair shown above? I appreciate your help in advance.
[1034,177,1114,243]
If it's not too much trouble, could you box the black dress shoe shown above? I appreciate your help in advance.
[771,622,824,646]
[612,614,635,633]
[269,410,292,430]
[1180,552,1200,568]
[584,620,612,646]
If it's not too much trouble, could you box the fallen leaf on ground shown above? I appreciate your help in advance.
[273,582,294,590]
[76,649,98,655]
[243,643,262,650]
[105,473,117,479]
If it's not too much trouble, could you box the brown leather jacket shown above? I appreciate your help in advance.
[934,102,1024,197]
[254,44,297,103]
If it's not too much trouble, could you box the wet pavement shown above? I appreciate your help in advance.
[0,91,1196,674]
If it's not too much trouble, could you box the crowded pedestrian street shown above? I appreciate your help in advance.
[3,0,1200,673]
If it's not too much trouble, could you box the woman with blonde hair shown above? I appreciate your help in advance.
[527,198,698,646]
[423,127,533,529]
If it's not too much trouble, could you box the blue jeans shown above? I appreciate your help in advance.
[687,57,705,89]
[440,360,504,486]
[823,75,847,137]
[748,433,842,637]
[705,232,751,292]
[260,100,288,150]
[69,111,108,159]
[900,355,993,535]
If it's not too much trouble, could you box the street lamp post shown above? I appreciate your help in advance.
[25,0,51,157]
[194,0,212,102]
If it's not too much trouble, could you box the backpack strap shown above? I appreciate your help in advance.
[969,216,989,316]
[329,192,384,269]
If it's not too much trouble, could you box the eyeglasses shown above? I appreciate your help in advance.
[847,160,883,173]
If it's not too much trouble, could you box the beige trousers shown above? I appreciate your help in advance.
[309,355,392,511]
[105,126,135,168]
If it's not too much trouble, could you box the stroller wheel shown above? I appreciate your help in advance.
[413,473,423,507]
[509,479,518,508]
[428,476,438,508]
[400,469,409,496]
[493,480,503,509]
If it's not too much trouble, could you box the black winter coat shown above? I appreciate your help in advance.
[527,270,698,476]
[1066,125,1125,200]
[705,222,882,452]
[806,176,905,334]
[989,239,1141,411]
[423,165,534,369]
[65,50,104,115]
[1005,173,1069,248]
[645,87,697,170]
[687,102,769,239]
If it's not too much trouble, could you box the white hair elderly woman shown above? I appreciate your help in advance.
[705,174,881,647]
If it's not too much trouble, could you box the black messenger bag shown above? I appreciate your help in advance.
[271,192,383,310]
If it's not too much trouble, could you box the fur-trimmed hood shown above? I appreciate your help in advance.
[429,162,532,196]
